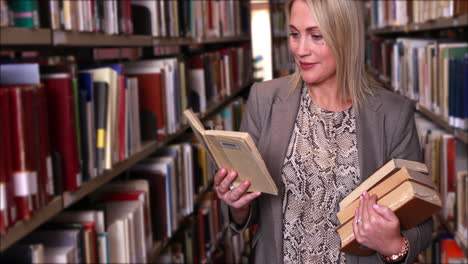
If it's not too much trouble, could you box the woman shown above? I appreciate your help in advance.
[215,0,433,263]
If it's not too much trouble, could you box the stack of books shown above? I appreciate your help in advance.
[336,159,442,255]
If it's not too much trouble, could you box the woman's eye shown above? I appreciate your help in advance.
[311,34,323,40]
[289,32,299,38]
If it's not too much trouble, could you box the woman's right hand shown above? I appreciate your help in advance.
[214,168,261,225]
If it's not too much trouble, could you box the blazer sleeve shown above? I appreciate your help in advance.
[220,83,261,233]
[349,99,434,264]
[388,99,433,264]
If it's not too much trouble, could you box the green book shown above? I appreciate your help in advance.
[10,0,39,28]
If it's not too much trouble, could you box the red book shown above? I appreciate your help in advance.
[37,85,54,204]
[0,88,17,226]
[42,74,81,192]
[8,87,33,220]
[128,72,166,141]
[22,86,40,212]
[0,91,7,234]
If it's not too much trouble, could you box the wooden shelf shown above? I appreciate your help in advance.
[1,29,250,47]
[0,27,51,45]
[415,104,468,145]
[0,82,252,253]
[369,14,468,35]
[62,141,158,207]
[52,31,153,47]
[0,196,63,251]
[147,182,214,262]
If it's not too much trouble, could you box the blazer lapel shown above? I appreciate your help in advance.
[356,91,384,182]
[262,81,301,262]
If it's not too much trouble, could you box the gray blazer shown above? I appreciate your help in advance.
[223,76,433,264]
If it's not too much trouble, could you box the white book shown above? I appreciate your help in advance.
[44,246,75,264]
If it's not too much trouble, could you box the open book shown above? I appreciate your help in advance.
[184,109,278,195]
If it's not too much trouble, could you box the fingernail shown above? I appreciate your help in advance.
[363,191,367,196]
[256,192,261,196]
[220,168,226,173]
[359,195,363,201]
[229,171,236,177]
[244,180,250,186]
[373,204,379,209]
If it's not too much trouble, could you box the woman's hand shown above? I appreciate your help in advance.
[214,168,261,225]
[352,191,406,256]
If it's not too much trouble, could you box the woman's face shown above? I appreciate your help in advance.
[289,0,336,86]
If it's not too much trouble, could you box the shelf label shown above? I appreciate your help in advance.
[13,171,30,196]
[54,31,66,45]
[0,183,6,210]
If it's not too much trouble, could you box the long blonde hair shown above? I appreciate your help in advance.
[285,0,379,108]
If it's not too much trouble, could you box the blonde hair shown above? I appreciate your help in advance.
[285,0,380,108]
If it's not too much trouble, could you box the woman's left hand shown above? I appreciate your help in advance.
[352,191,406,256]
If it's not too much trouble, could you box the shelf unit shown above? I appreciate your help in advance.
[0,82,252,253]
[367,7,468,260]
[147,182,227,262]
[0,27,251,47]
[369,14,468,35]
[368,68,468,145]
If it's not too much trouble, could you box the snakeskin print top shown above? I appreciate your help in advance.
[281,84,361,263]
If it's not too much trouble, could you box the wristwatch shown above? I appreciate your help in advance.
[381,236,409,262]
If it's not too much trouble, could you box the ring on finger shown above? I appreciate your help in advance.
[355,218,362,224]
[229,184,235,190]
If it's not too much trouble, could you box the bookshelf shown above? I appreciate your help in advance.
[0,81,252,253]
[0,2,254,262]
[437,214,468,257]
[367,68,468,145]
[269,0,294,78]
[366,1,467,261]
[0,28,252,47]
[369,14,468,35]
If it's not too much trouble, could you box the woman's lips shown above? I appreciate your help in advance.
[299,62,317,70]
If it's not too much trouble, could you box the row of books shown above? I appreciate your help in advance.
[0,98,246,263]
[270,4,287,38]
[420,231,467,263]
[272,39,294,77]
[0,184,224,264]
[368,0,468,29]
[0,45,251,232]
[416,115,468,251]
[0,0,251,39]
[0,60,145,228]
[157,192,225,264]
[366,38,468,130]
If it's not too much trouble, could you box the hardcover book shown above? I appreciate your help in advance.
[336,165,442,256]
[183,109,277,195]
[339,159,429,210]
